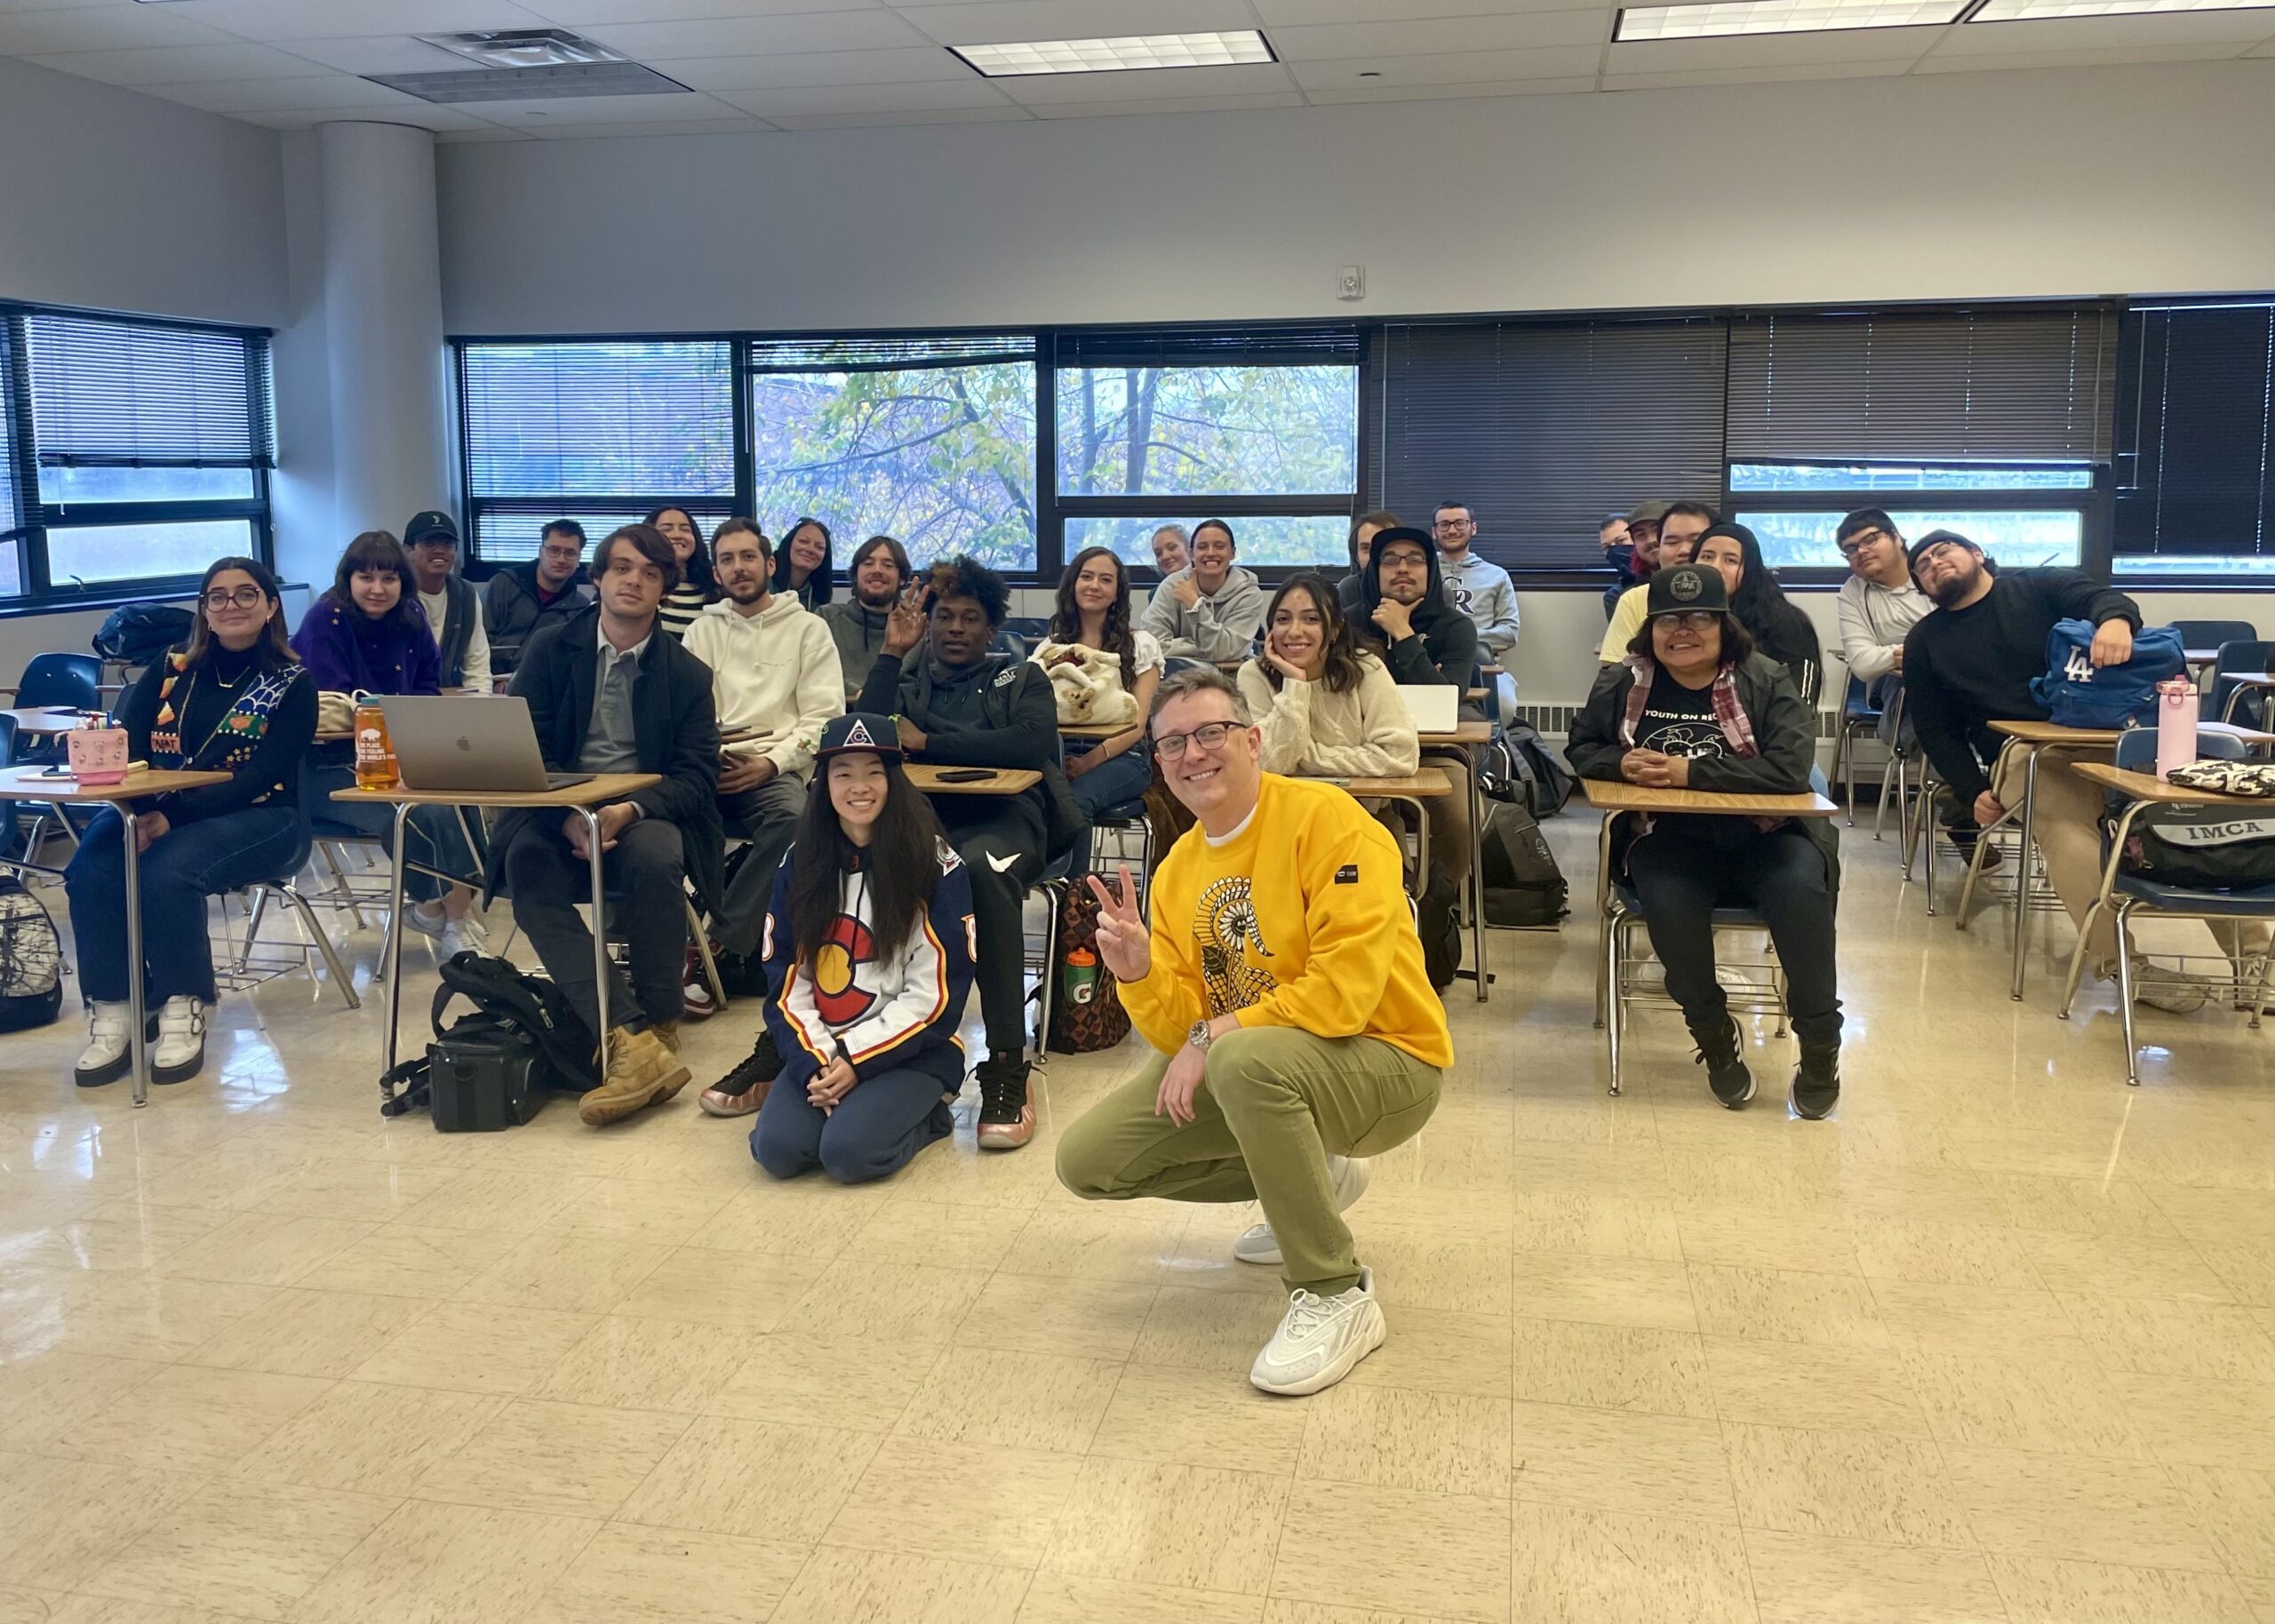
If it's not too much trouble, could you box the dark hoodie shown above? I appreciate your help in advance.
[1359,525,1481,717]
[482,559,590,675]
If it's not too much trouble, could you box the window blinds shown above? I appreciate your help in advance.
[461,340,734,498]
[25,313,273,469]
[2114,300,2274,561]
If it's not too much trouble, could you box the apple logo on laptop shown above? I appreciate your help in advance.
[454,736,473,752]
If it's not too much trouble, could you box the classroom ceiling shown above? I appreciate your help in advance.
[3,0,2270,140]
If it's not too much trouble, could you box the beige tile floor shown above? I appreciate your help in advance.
[0,814,2269,1624]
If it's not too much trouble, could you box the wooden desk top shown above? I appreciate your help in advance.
[331,772,659,809]
[2074,760,2275,809]
[2201,722,2275,748]
[2,706,104,735]
[1990,720,2125,746]
[0,766,231,803]
[1058,720,1140,740]
[1581,780,1840,817]
[1421,720,1494,747]
[1308,768,1454,799]
[906,764,1040,796]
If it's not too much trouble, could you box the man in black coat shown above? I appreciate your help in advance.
[492,522,722,1125]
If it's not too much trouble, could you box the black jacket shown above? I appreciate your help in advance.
[1357,541,1481,719]
[483,561,591,674]
[488,605,723,910]
[1568,651,1840,890]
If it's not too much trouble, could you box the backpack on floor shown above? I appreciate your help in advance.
[1417,868,1463,990]
[1480,800,1569,927]
[1480,720,1577,817]
[2029,618,2183,730]
[379,951,596,1122]
[1047,881,1131,1054]
[0,875,62,1032]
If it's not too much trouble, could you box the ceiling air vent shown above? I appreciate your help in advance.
[369,28,693,102]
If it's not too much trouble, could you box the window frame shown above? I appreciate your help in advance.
[0,300,275,609]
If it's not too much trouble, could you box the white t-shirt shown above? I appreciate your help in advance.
[420,587,493,692]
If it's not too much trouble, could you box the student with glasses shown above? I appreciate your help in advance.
[1431,502,1518,665]
[485,519,591,677]
[67,558,316,1088]
[1832,509,1931,689]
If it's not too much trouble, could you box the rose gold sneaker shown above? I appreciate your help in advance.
[974,1055,1034,1150]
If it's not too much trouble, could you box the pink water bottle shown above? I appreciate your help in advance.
[2154,677,2198,780]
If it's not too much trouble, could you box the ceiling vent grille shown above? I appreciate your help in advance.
[367,61,694,104]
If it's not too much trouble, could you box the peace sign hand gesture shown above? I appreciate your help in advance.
[882,581,929,657]
[1084,864,1151,984]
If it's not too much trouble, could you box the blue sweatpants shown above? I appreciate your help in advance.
[750,1065,957,1185]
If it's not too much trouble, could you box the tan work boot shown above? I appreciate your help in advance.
[578,1026,692,1126]
[651,1019,682,1054]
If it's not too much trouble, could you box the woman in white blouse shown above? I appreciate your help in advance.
[1237,571,1419,779]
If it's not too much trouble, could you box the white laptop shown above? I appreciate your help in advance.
[1395,684,1459,735]
[379,695,593,793]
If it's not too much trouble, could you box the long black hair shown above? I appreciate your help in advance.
[1701,522,1819,681]
[787,750,947,973]
[183,555,297,671]
[644,506,716,597]
[323,530,425,637]
[1049,545,1138,689]
[775,516,835,607]
[1259,570,1369,695]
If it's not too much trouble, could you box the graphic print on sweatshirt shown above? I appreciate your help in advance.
[812,913,882,1026]
[1196,875,1275,1015]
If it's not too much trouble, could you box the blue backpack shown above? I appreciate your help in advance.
[2028,619,2184,730]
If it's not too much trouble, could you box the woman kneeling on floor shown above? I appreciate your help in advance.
[69,556,317,1087]
[742,712,978,1182]
[1566,563,1843,1118]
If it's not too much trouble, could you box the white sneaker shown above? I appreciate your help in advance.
[74,1000,132,1088]
[151,997,208,1085]
[436,914,488,961]
[2128,957,2213,1015]
[403,900,446,938]
[1233,1155,1370,1266]
[1249,1267,1386,1397]
[2236,956,2273,1015]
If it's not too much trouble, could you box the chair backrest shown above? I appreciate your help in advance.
[990,628,1026,660]
[2205,640,2275,723]
[2113,727,2246,774]
[14,652,100,712]
[2170,619,2258,650]
[1794,658,1824,710]
[1161,656,1210,679]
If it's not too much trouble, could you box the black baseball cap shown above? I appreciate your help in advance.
[1645,563,1730,617]
[817,712,902,764]
[403,511,459,547]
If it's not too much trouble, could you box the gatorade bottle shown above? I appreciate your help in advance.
[354,703,399,791]
[1064,946,1098,1007]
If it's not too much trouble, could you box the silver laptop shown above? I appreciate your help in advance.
[379,696,593,793]
[1396,684,1459,734]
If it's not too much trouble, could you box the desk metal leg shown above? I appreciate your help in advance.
[581,807,611,1079]
[1466,748,1486,1002]
[379,801,411,1079]
[121,808,148,1109]
[2011,750,2040,1001]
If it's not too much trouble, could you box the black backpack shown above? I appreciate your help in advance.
[1481,720,1577,817]
[0,875,62,1032]
[1417,869,1463,989]
[379,951,596,1124]
[2119,805,2275,890]
[92,603,194,667]
[1480,800,1569,927]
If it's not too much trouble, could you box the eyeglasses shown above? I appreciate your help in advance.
[1655,610,1723,632]
[1837,529,1891,559]
[1153,721,1240,760]
[1432,520,1473,533]
[202,586,266,610]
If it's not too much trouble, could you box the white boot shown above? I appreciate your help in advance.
[151,997,208,1085]
[74,1001,132,1088]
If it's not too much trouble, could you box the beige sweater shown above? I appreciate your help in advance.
[1237,652,1419,778]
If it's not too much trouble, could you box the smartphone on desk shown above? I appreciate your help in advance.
[935,768,994,784]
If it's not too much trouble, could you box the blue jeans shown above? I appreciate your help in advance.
[1066,740,1153,876]
[303,761,477,905]
[66,804,305,1004]
[750,1065,956,1184]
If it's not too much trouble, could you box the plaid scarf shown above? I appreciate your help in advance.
[1618,657,1760,758]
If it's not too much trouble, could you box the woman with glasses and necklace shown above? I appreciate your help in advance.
[1566,563,1843,1121]
[66,557,316,1088]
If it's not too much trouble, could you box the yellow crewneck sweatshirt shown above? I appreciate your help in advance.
[1120,773,1455,1069]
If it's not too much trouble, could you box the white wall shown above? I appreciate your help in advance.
[440,60,2275,336]
[0,57,284,327]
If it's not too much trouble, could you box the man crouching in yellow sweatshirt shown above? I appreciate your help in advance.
[1056,665,1450,1396]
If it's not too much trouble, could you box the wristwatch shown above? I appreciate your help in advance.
[1187,1019,1216,1053]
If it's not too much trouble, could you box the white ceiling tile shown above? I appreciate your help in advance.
[1929,10,2275,52]
[1606,26,1936,68]
[1027,89,1309,113]
[645,45,967,89]
[715,76,1010,113]
[265,36,481,75]
[434,124,538,140]
[235,100,500,129]
[577,10,930,57]
[1289,43,1604,82]
[1305,72,1595,96]
[1254,0,1594,19]
[1912,39,2247,68]
[22,39,321,84]
[893,0,1253,47]
[2246,33,2275,53]
[0,0,120,12]
[529,0,877,20]
[1272,11,1612,58]
[990,58,1294,99]
[766,103,1036,125]
[471,87,754,123]
[1603,56,1910,83]
[519,114,779,137]
[0,4,235,53]
[162,0,556,42]
[138,71,427,111]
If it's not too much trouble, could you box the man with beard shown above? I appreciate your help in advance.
[818,534,918,678]
[1600,500,1712,662]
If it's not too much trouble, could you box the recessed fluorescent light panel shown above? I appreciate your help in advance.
[1616,0,1965,36]
[951,30,1276,76]
[1969,0,2273,17]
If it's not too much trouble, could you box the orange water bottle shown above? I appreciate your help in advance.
[353,703,399,791]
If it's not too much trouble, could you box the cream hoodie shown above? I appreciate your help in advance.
[682,593,845,781]
[1237,650,1419,778]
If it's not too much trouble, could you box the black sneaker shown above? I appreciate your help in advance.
[1790,1039,1840,1121]
[974,1055,1035,1150]
[698,1029,782,1118]
[1688,1014,1754,1109]
[1950,835,2004,872]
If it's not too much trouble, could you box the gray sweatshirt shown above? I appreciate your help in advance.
[1138,564,1265,662]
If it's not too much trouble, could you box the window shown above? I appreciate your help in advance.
[2112,299,2275,581]
[1053,325,1360,572]
[749,334,1036,573]
[0,307,274,601]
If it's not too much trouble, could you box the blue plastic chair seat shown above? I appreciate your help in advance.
[1098,800,1148,822]
[2113,874,2275,917]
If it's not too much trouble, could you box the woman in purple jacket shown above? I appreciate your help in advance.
[291,531,484,959]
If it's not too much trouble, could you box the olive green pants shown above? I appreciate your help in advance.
[1054,1026,1442,1296]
